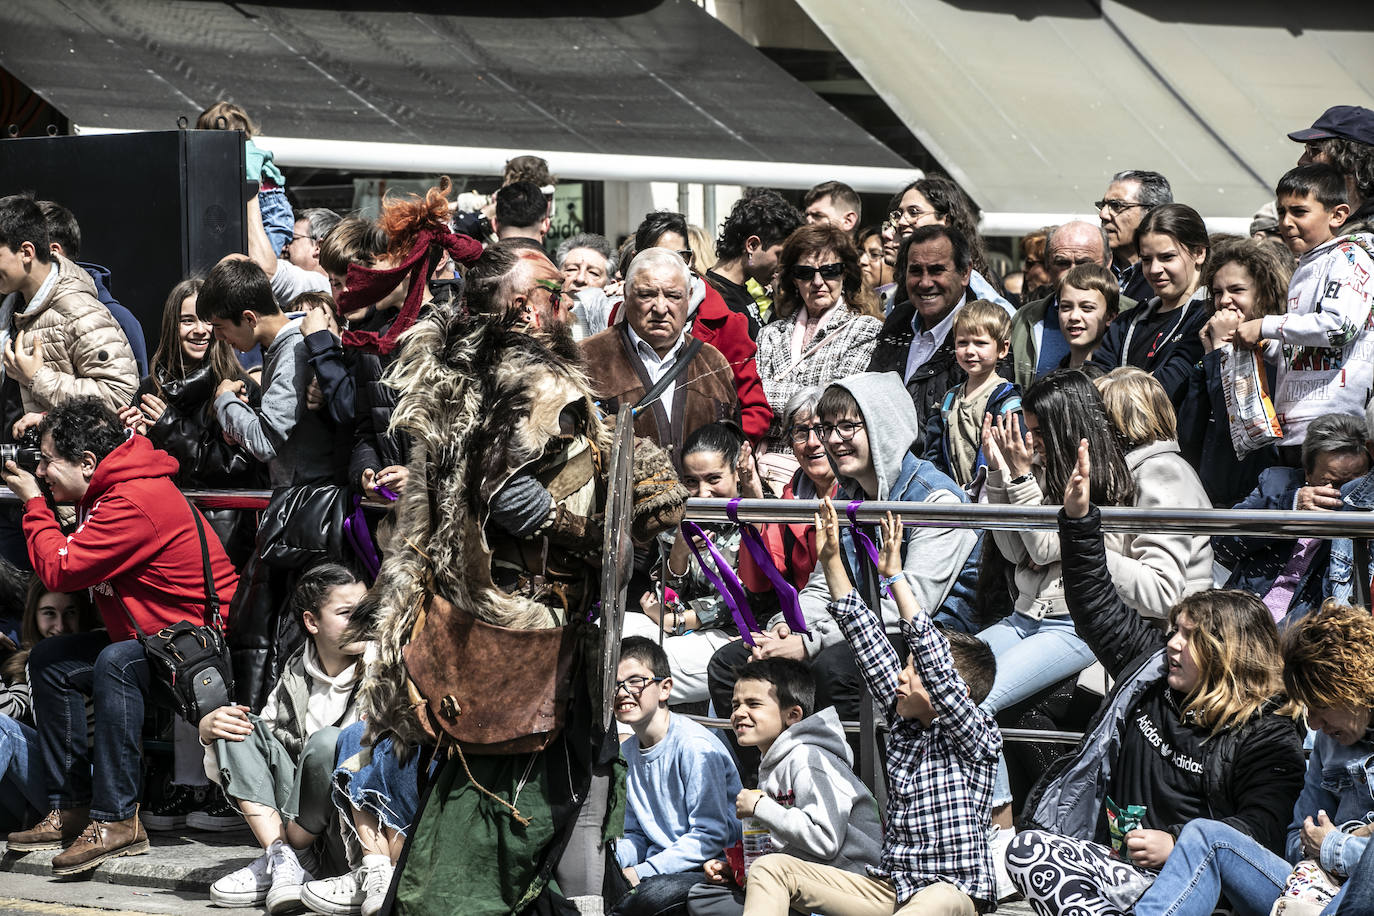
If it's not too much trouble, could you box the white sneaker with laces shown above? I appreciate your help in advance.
[266,840,315,915]
[210,850,272,907]
[301,868,365,916]
[989,825,1019,901]
[361,858,395,916]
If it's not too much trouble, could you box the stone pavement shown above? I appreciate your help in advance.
[1,831,1037,914]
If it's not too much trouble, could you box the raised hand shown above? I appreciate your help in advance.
[877,512,904,579]
[994,411,1033,478]
[814,496,841,566]
[1063,438,1091,519]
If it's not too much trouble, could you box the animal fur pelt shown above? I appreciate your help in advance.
[356,307,685,749]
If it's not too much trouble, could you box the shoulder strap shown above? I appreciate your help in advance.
[633,337,705,411]
[183,495,222,629]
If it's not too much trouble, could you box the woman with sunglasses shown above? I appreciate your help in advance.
[754,224,883,485]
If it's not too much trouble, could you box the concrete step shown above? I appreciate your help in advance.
[2,830,1037,914]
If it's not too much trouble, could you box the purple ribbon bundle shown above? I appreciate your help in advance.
[343,496,382,581]
[726,499,806,637]
[846,500,894,600]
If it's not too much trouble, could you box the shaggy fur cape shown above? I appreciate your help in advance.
[359,308,683,748]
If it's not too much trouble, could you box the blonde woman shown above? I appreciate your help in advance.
[1095,367,1214,617]
[1007,439,1306,916]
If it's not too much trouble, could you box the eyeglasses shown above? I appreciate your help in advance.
[889,205,933,225]
[789,263,844,283]
[289,234,315,244]
[615,675,665,697]
[820,420,865,441]
[787,423,825,444]
[1094,199,1147,215]
[675,249,695,266]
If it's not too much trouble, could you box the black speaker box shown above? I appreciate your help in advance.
[0,129,246,341]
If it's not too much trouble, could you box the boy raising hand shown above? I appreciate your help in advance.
[741,499,1000,915]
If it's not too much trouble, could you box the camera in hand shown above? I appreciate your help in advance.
[0,429,42,474]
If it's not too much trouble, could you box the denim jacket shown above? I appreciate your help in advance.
[1286,731,1374,877]
[1329,472,1374,607]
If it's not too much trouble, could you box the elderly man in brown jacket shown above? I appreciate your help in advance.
[581,247,739,465]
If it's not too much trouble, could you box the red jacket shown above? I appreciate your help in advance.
[24,435,240,642]
[606,281,771,443]
[692,283,771,444]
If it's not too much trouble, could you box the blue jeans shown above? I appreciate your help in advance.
[1132,819,1291,916]
[1336,832,1374,913]
[610,871,704,916]
[29,632,150,822]
[977,613,1096,713]
[258,186,294,256]
[0,714,45,829]
[332,720,421,836]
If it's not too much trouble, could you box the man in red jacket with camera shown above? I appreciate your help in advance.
[1,397,238,875]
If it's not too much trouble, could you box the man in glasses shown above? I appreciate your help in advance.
[283,207,341,277]
[1008,220,1135,389]
[632,211,770,444]
[1096,170,1172,304]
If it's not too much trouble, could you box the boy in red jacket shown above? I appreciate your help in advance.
[2,397,238,875]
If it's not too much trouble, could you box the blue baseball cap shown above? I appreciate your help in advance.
[1288,105,1374,146]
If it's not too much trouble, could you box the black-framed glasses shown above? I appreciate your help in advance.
[1094,199,1147,214]
[615,675,665,697]
[787,423,825,444]
[790,263,844,283]
[289,234,315,244]
[820,420,865,441]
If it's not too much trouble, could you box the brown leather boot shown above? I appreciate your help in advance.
[6,808,89,852]
[49,808,149,876]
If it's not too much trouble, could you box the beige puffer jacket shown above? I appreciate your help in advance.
[5,255,138,413]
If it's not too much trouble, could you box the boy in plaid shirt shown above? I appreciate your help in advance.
[742,500,1001,915]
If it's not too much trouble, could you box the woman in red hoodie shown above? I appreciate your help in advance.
[1,397,238,876]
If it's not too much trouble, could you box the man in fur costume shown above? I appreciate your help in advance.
[358,246,687,916]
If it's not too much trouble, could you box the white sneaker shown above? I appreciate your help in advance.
[210,850,272,907]
[361,859,394,916]
[301,868,365,916]
[266,840,315,915]
[989,825,1018,901]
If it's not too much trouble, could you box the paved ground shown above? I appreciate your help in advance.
[0,832,1037,914]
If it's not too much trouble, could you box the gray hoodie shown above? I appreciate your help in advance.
[753,706,883,872]
[775,372,978,651]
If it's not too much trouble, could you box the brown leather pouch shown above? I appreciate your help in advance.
[403,594,578,754]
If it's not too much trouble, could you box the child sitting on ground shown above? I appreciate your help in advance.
[740,501,1000,915]
[201,564,369,913]
[686,657,882,916]
[923,299,1022,498]
[613,637,742,916]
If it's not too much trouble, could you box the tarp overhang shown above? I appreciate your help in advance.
[798,0,1374,218]
[1,0,912,188]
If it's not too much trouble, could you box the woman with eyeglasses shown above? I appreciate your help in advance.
[888,176,1014,315]
[856,225,894,297]
[753,224,882,487]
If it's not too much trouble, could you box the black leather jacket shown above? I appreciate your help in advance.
[134,365,266,489]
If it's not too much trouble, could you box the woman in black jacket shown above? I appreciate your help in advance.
[1006,439,1306,916]
[121,278,265,559]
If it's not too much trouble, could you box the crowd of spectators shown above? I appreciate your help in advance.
[0,101,1373,916]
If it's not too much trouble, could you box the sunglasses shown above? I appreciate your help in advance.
[790,263,844,282]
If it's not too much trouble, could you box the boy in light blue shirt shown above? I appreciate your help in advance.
[612,637,741,916]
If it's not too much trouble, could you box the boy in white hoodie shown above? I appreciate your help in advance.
[199,564,369,914]
[688,658,883,915]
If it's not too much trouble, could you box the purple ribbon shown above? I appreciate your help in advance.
[344,496,382,581]
[725,498,807,635]
[681,521,761,646]
[846,500,893,600]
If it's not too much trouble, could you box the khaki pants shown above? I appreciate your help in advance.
[742,854,976,916]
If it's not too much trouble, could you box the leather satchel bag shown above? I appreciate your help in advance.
[403,594,578,755]
[121,496,234,724]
